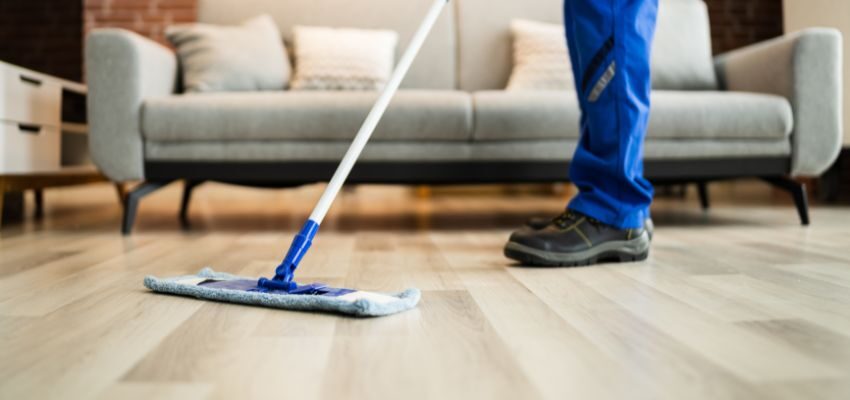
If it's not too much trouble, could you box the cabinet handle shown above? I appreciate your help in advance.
[19,75,43,86]
[18,123,42,134]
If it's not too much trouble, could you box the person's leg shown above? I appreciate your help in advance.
[566,0,656,229]
[504,0,657,266]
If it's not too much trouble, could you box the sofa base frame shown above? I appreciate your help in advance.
[145,158,791,183]
[119,157,807,234]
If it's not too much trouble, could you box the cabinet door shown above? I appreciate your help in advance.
[0,65,62,127]
[0,120,60,173]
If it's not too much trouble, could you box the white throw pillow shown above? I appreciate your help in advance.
[507,19,574,91]
[166,15,290,93]
[291,26,398,91]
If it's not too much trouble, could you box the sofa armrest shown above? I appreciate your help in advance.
[86,29,178,181]
[714,28,843,177]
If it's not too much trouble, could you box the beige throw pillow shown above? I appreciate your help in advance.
[507,19,574,91]
[291,26,398,91]
[166,15,290,93]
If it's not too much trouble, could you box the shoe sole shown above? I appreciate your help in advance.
[504,231,650,267]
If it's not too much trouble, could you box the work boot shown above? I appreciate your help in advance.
[505,210,650,267]
[525,214,654,240]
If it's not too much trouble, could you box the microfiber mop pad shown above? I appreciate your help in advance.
[144,268,421,317]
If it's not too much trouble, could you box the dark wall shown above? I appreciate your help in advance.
[0,0,83,81]
[704,0,785,54]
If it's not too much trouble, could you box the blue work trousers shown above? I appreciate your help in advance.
[563,0,658,229]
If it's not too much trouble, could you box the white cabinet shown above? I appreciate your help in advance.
[0,61,70,173]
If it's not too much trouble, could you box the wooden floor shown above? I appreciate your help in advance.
[1,182,850,400]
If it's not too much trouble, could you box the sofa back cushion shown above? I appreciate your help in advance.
[197,0,457,89]
[166,15,290,93]
[456,0,718,91]
[290,26,399,91]
[653,0,718,90]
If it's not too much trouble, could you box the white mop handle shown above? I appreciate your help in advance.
[308,0,449,224]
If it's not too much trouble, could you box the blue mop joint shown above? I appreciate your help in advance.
[255,220,358,297]
[257,220,319,293]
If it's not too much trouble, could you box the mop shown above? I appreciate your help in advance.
[144,0,450,317]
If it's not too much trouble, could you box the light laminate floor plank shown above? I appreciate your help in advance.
[1,182,849,399]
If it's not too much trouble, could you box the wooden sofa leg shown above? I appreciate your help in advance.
[114,183,127,204]
[122,181,173,235]
[761,177,810,226]
[696,182,710,211]
[179,180,204,229]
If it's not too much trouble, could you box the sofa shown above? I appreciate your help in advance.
[86,0,843,234]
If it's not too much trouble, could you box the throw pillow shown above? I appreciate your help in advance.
[290,26,398,91]
[166,15,290,93]
[507,19,574,91]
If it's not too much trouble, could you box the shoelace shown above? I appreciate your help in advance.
[552,210,605,229]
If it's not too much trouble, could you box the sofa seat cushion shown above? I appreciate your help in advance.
[473,90,793,141]
[142,90,472,142]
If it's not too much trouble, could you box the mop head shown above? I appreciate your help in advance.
[144,268,420,317]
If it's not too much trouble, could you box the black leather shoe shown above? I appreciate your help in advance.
[506,210,650,267]
[525,214,654,240]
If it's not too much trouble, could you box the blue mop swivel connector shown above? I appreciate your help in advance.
[257,220,319,292]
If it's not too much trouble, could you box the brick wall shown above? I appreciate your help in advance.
[84,0,198,47]
[704,0,785,54]
[0,0,84,81]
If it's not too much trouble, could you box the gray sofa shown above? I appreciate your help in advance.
[86,0,843,233]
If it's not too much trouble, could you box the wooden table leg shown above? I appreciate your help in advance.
[0,178,5,229]
[34,189,44,219]
[1,191,24,226]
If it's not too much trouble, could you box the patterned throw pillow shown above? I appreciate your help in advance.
[166,15,290,93]
[506,19,574,91]
[290,26,398,91]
